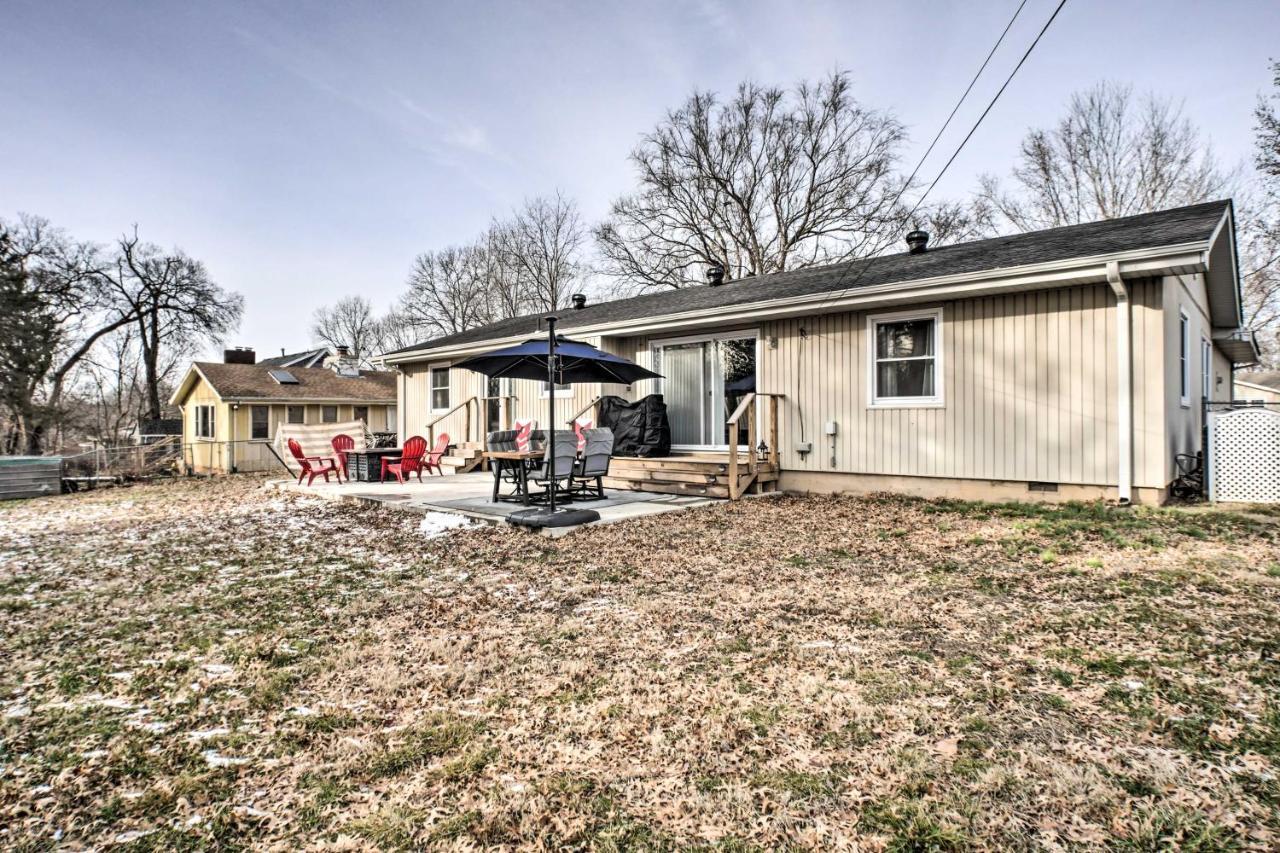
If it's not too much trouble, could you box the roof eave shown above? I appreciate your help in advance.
[382,241,1212,364]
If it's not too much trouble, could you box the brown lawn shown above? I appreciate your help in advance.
[1,476,1279,850]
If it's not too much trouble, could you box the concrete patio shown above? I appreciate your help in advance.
[268,470,719,536]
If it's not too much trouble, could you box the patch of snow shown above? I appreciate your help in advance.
[188,727,231,742]
[108,671,134,681]
[3,704,31,719]
[289,706,316,717]
[1123,679,1144,691]
[128,720,170,734]
[30,784,52,795]
[113,824,154,840]
[202,750,249,768]
[418,512,475,538]
[202,664,234,677]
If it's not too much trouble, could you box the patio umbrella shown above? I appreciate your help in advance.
[454,318,662,528]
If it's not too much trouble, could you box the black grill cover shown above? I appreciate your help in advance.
[597,394,671,457]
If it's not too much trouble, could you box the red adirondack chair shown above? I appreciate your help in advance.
[331,433,356,482]
[422,433,450,476]
[288,438,340,486]
[381,435,429,484]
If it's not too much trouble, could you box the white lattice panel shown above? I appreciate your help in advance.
[1208,408,1280,503]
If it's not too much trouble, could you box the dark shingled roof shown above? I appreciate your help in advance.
[259,348,329,368]
[193,363,396,402]
[389,200,1231,356]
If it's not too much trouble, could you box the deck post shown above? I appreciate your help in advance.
[768,395,779,469]
[747,402,757,476]
[728,432,739,499]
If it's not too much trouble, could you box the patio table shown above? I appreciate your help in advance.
[483,449,545,505]
[344,447,407,482]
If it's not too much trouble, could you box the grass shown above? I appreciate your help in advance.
[1,478,1278,848]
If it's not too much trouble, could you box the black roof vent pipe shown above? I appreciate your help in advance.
[570,293,587,310]
[707,263,726,285]
[906,230,929,254]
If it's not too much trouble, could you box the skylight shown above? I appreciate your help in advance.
[268,369,299,385]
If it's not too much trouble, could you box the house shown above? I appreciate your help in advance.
[1234,371,1280,406]
[170,347,397,474]
[382,200,1259,504]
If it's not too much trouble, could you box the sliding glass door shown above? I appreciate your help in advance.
[652,332,758,449]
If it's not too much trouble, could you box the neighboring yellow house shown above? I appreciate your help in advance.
[383,200,1259,505]
[1234,372,1280,406]
[170,349,397,474]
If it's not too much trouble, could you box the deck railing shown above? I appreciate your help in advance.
[426,396,477,448]
[727,393,783,499]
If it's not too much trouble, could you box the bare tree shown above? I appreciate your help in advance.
[395,245,496,341]
[1243,61,1280,364]
[975,82,1230,233]
[108,229,243,420]
[311,295,387,364]
[491,192,585,311]
[0,216,126,453]
[595,71,908,290]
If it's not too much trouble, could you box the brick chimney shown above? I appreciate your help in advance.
[223,347,256,364]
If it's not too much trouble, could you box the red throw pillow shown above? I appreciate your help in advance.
[515,420,534,453]
[573,418,592,452]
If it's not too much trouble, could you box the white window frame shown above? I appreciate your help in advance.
[1201,337,1211,403]
[430,364,452,412]
[1179,309,1191,408]
[539,380,574,399]
[867,307,944,409]
[194,404,216,440]
[386,405,397,431]
[249,405,270,441]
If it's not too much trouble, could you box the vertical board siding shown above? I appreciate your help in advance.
[395,281,1173,489]
[756,282,1164,488]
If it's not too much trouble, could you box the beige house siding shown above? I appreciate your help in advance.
[604,281,1174,491]
[395,276,1221,499]
[399,336,616,444]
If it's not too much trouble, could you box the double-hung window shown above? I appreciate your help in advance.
[250,405,270,440]
[868,309,943,407]
[1179,310,1190,407]
[321,405,338,423]
[431,367,451,411]
[286,405,305,424]
[194,405,215,439]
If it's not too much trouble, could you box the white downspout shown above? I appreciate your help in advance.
[1106,261,1133,504]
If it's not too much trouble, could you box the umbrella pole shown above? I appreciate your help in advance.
[546,316,557,513]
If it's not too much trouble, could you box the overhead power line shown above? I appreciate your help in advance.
[812,0,1070,312]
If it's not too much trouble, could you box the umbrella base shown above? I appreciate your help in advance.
[508,507,601,529]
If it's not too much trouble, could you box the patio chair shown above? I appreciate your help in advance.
[331,433,355,482]
[381,435,429,484]
[422,433,450,476]
[571,427,614,500]
[531,429,577,500]
[288,438,340,486]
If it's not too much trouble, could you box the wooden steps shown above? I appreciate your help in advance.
[602,455,779,500]
[439,442,484,475]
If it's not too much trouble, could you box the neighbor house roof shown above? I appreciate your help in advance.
[170,362,397,405]
[1236,371,1280,392]
[259,348,329,368]
[385,199,1239,361]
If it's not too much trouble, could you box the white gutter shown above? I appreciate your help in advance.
[1106,261,1133,504]
[382,242,1210,365]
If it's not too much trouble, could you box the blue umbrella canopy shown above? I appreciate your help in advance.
[454,335,662,386]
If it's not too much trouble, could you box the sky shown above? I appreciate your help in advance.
[3,0,1278,357]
